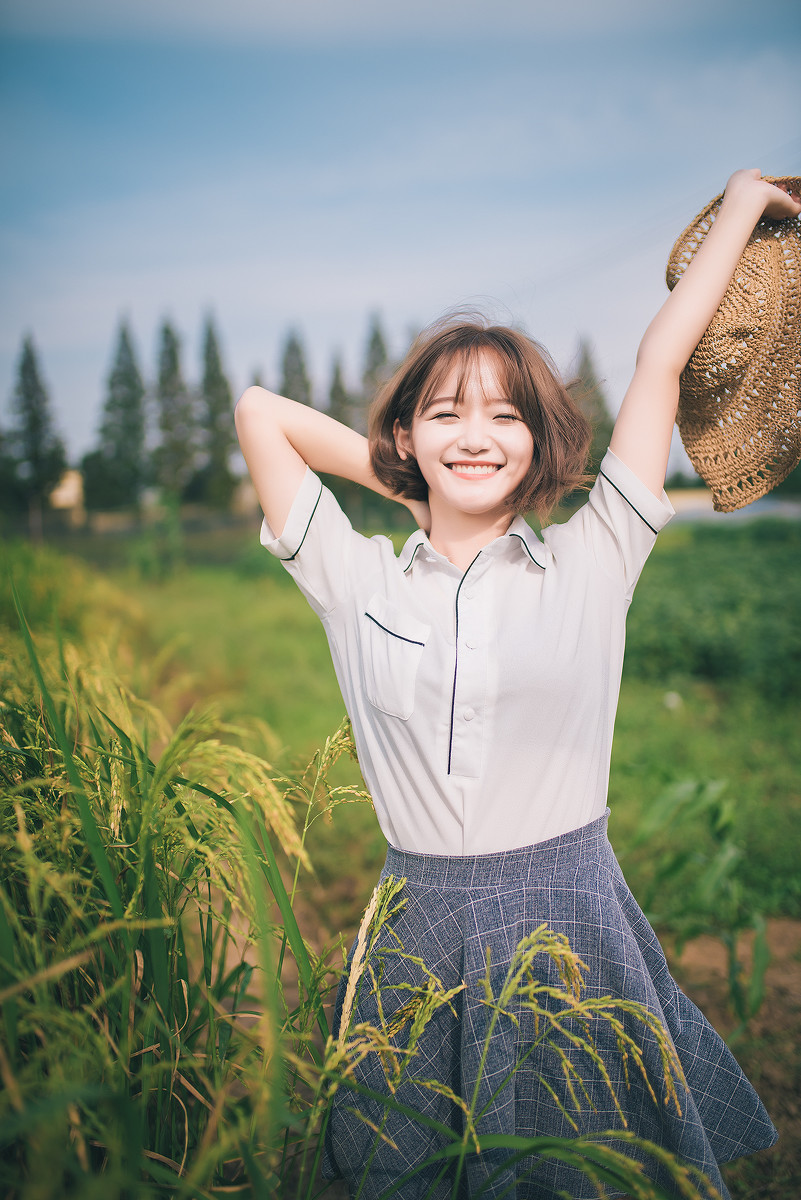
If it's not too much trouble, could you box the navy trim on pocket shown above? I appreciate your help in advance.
[365,612,426,647]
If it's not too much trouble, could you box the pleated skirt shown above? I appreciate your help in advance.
[322,810,777,1199]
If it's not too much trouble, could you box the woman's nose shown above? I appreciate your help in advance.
[456,415,491,452]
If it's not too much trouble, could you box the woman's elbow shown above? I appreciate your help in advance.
[234,385,279,436]
[236,384,266,418]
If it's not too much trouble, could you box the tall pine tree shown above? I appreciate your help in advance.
[325,354,363,523]
[328,355,351,426]
[363,313,390,398]
[0,425,24,517]
[572,339,614,477]
[10,335,66,539]
[352,313,390,433]
[155,321,197,500]
[82,322,146,510]
[279,331,312,406]
[190,316,237,508]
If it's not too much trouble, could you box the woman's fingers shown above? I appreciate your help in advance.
[762,179,801,220]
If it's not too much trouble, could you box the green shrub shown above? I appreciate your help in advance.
[618,778,770,1038]
[0,540,141,640]
[626,520,801,699]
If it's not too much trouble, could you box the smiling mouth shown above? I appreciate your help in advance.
[446,463,502,476]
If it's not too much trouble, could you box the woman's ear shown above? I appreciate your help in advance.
[393,418,414,462]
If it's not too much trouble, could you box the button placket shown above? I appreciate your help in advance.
[448,572,487,778]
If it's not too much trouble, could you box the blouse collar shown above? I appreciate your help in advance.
[398,514,547,574]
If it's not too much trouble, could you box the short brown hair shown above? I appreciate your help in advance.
[369,316,592,518]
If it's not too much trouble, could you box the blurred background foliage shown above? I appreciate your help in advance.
[624,520,801,701]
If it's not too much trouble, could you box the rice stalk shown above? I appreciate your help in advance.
[330,892,714,1200]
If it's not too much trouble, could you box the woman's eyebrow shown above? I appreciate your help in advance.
[429,400,510,410]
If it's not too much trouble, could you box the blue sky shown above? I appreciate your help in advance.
[1,0,799,465]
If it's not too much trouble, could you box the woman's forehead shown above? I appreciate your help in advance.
[419,347,511,407]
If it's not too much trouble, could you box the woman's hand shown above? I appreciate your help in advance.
[405,497,431,534]
[722,168,801,221]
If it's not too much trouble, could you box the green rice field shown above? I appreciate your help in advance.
[1,513,799,1198]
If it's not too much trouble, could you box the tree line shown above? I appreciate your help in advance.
[0,314,402,528]
[1,314,624,536]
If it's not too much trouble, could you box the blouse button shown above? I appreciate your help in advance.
[463,708,475,722]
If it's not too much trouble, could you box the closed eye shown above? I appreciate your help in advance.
[494,413,520,421]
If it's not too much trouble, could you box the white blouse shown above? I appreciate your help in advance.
[261,449,674,856]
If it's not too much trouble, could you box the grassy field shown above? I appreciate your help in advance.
[2,514,800,1197]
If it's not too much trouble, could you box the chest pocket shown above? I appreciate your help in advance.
[361,593,430,721]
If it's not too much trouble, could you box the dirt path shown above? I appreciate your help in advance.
[672,919,801,1199]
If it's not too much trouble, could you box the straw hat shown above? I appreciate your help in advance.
[666,176,801,512]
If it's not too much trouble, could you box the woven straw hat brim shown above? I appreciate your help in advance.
[666,177,801,512]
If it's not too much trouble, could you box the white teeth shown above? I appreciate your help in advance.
[448,464,500,475]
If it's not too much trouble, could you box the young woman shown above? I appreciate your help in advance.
[236,170,799,1198]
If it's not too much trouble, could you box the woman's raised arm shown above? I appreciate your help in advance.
[235,387,386,535]
[610,169,801,496]
[235,386,429,536]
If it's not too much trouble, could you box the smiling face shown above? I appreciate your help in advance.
[393,350,535,523]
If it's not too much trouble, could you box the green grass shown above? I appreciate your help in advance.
[611,680,801,915]
[624,518,801,701]
[133,565,343,756]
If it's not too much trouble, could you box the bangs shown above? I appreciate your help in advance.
[415,341,523,418]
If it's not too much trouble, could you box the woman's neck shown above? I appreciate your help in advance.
[427,502,515,572]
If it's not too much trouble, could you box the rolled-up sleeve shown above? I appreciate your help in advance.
[260,468,386,617]
[547,449,674,598]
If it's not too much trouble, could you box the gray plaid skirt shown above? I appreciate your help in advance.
[322,810,776,1198]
